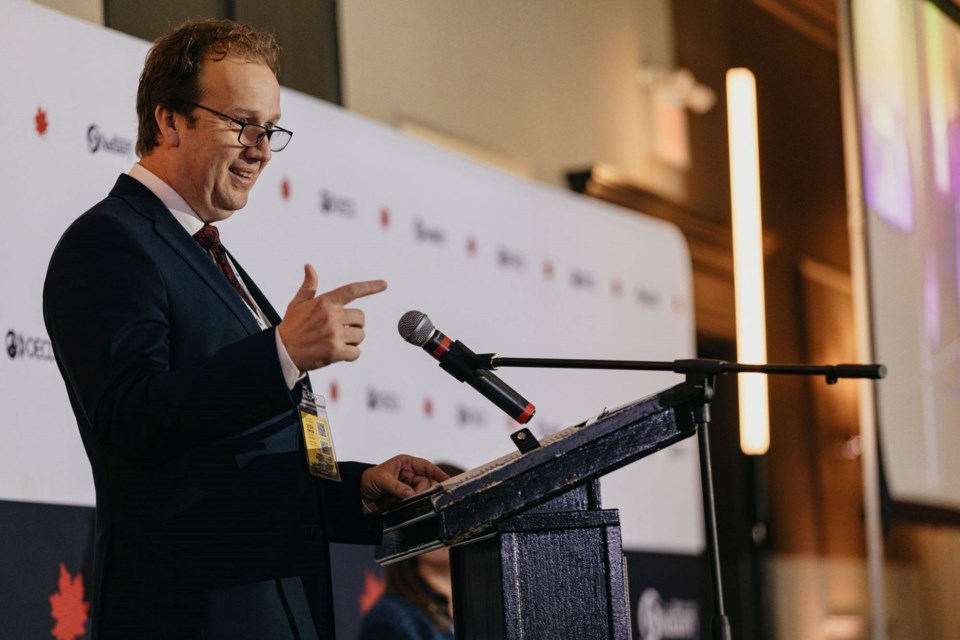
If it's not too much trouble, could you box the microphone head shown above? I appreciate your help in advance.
[398,310,436,346]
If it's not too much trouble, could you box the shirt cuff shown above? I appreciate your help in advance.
[275,328,306,390]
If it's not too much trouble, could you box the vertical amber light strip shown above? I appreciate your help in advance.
[727,68,770,455]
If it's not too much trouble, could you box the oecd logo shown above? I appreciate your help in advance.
[5,331,15,359]
[6,330,55,361]
[87,124,133,155]
[636,589,699,640]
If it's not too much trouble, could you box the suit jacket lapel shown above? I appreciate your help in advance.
[109,175,261,335]
[229,248,314,395]
[231,255,282,327]
[230,254,313,393]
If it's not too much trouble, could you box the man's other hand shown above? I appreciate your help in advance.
[361,455,451,511]
[278,264,387,371]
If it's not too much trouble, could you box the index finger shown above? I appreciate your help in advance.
[408,458,451,483]
[409,475,435,494]
[321,279,388,304]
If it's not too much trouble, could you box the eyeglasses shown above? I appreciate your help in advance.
[187,102,293,152]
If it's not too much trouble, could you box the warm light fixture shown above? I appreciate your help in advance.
[726,68,770,455]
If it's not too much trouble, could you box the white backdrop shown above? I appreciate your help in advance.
[0,0,704,554]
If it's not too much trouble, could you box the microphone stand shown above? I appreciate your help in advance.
[468,356,886,640]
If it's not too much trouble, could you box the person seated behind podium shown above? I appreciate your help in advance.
[356,463,463,640]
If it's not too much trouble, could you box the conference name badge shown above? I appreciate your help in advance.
[299,389,341,482]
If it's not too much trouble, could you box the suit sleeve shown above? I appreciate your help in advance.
[317,461,383,545]
[44,209,296,465]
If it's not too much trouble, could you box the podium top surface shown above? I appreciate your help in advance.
[377,381,703,562]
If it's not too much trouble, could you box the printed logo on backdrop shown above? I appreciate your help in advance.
[328,380,339,403]
[635,287,661,309]
[86,125,133,156]
[423,396,434,418]
[49,563,89,640]
[319,189,356,217]
[380,207,391,229]
[496,246,525,272]
[570,267,596,291]
[636,589,699,640]
[365,387,401,412]
[413,219,445,245]
[466,236,477,258]
[35,106,49,137]
[671,294,687,316]
[542,259,555,281]
[456,404,486,428]
[6,330,54,361]
[281,178,292,201]
[358,570,386,616]
[611,278,624,299]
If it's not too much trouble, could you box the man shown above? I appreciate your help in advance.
[43,19,446,640]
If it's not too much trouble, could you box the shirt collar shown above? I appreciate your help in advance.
[128,163,207,236]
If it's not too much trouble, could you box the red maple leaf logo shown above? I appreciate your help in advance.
[357,569,386,616]
[280,178,291,200]
[611,278,623,298]
[35,106,49,136]
[49,563,89,640]
[380,207,391,229]
[672,295,686,315]
[542,259,555,280]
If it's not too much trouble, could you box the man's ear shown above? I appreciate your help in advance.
[154,105,181,147]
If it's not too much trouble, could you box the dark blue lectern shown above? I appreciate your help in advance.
[376,381,703,640]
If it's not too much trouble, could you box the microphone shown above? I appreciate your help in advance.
[398,311,535,424]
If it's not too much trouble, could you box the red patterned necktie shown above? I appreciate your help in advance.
[193,224,256,309]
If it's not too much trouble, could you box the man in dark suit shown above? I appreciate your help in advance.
[43,19,447,640]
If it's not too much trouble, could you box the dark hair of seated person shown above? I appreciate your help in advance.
[383,555,452,632]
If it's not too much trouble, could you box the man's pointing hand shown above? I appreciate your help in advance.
[278,264,387,371]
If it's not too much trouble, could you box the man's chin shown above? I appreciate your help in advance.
[213,197,249,220]
[206,206,240,222]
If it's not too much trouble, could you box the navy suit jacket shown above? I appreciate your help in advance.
[43,174,379,639]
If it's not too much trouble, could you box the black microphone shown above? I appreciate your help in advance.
[398,311,535,424]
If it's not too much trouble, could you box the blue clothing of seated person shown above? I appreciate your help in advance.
[357,590,453,640]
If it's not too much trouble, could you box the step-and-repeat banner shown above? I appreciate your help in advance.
[0,1,704,637]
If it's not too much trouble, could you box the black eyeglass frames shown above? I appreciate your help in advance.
[187,102,293,152]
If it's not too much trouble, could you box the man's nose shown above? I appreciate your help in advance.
[244,134,272,162]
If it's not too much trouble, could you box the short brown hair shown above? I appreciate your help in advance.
[136,19,280,156]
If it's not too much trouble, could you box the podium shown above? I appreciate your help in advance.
[377,381,705,639]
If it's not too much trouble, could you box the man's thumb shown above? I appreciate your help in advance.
[293,264,318,302]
